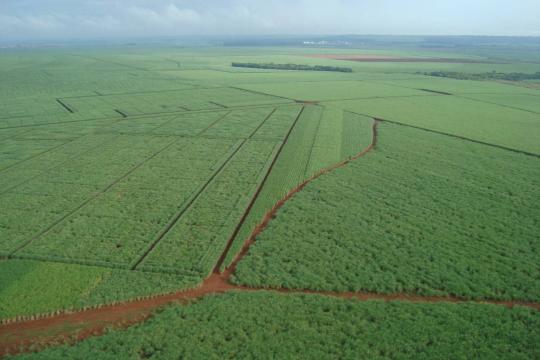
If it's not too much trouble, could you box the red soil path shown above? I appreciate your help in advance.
[1,119,538,357]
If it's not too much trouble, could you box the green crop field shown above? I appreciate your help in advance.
[0,38,539,359]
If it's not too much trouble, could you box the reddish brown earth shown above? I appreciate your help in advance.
[1,119,538,357]
[304,54,504,64]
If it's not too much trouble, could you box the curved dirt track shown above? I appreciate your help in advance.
[1,119,538,357]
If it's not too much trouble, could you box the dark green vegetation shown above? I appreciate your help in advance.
[422,71,540,81]
[11,292,540,360]
[232,62,353,72]
[235,122,540,301]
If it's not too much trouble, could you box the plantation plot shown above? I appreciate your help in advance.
[329,95,540,154]
[138,140,279,275]
[377,76,540,95]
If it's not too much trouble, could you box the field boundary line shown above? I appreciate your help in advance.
[131,107,279,270]
[229,86,296,101]
[55,99,76,114]
[212,106,306,273]
[68,54,150,72]
[113,109,128,118]
[0,134,123,196]
[456,95,540,115]
[417,88,452,95]
[209,101,228,109]
[314,93,439,103]
[0,102,295,131]
[0,138,78,174]
[345,110,540,158]
[0,128,34,142]
[57,86,219,100]
[151,110,232,136]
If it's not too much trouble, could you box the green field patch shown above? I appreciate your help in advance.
[0,260,199,320]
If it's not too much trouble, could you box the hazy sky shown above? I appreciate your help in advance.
[1,0,539,40]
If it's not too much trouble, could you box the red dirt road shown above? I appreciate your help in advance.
[0,273,238,356]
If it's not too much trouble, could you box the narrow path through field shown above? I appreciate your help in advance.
[2,119,539,357]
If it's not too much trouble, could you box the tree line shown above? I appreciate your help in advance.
[232,62,353,73]
[420,71,540,81]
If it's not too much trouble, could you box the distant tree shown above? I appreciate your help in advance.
[419,71,540,81]
[232,62,353,73]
